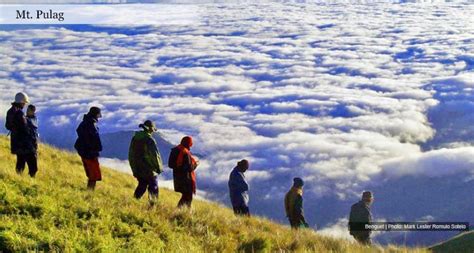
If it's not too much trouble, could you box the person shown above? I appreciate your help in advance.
[5,92,38,177]
[348,191,373,245]
[228,159,250,216]
[128,120,163,206]
[74,107,103,191]
[169,136,199,208]
[284,177,309,229]
[24,104,39,176]
[26,104,39,152]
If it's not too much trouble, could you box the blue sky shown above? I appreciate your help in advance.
[1,1,473,245]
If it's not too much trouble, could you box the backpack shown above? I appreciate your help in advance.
[168,147,180,169]
[5,108,15,131]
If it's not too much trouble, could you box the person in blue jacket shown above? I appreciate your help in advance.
[228,159,250,216]
[25,104,39,154]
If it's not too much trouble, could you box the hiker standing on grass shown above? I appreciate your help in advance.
[128,120,163,206]
[5,92,38,177]
[169,136,199,208]
[74,107,103,191]
[26,105,39,154]
[284,177,309,229]
[24,104,39,174]
[348,191,373,245]
[228,159,250,216]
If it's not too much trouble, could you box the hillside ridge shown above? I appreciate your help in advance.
[429,231,474,253]
[0,135,425,252]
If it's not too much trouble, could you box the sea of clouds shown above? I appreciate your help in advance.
[1,1,473,245]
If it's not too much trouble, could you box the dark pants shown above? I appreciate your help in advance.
[289,219,300,229]
[178,192,193,208]
[134,176,159,202]
[289,218,308,229]
[16,153,38,177]
[87,180,96,190]
[352,233,371,245]
[233,205,250,216]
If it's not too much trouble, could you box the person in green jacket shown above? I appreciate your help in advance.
[284,177,309,229]
[129,120,163,206]
[348,191,373,245]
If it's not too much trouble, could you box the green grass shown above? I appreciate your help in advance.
[0,135,427,252]
[429,231,474,253]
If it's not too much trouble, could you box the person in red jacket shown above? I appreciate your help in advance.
[169,136,199,208]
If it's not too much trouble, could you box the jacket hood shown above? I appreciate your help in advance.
[233,166,246,177]
[83,114,97,123]
[134,130,152,140]
[290,186,303,196]
[180,136,193,149]
[358,200,370,208]
[11,103,23,108]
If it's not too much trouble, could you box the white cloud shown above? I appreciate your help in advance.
[1,2,473,246]
[49,115,71,126]
[318,218,354,241]
[380,147,474,178]
[100,157,131,173]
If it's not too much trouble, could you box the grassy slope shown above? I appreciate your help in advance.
[0,136,425,252]
[429,231,474,253]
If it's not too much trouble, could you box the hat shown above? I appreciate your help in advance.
[139,120,157,132]
[14,92,30,104]
[293,177,304,187]
[362,191,373,199]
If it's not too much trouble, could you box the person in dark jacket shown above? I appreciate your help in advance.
[348,191,373,245]
[26,104,39,153]
[228,159,250,216]
[5,92,37,177]
[169,136,199,208]
[284,177,309,229]
[74,107,103,190]
[128,120,163,206]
